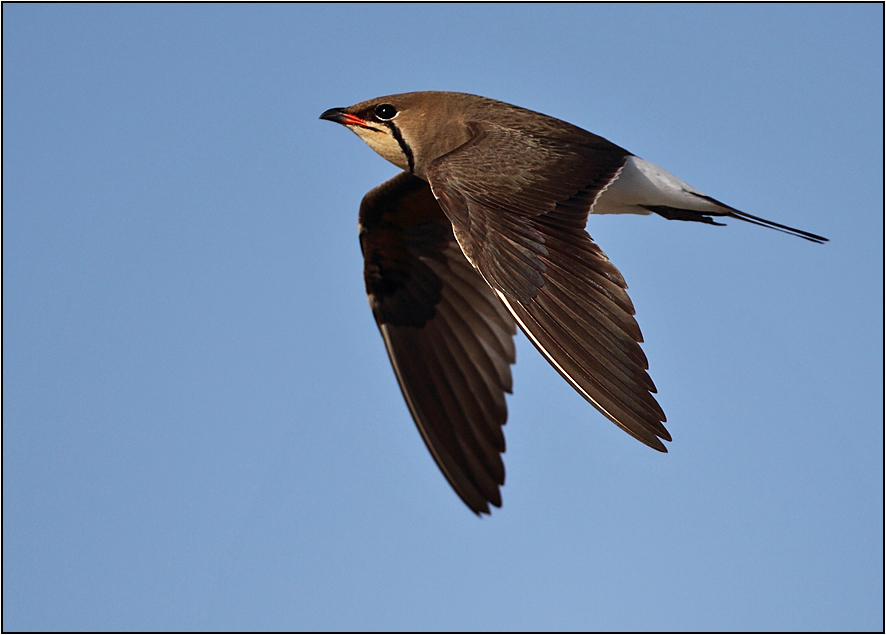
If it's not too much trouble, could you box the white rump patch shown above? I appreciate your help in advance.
[592,155,727,216]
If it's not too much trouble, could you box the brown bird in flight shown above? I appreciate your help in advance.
[320,91,826,515]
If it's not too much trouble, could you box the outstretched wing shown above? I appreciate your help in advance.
[427,123,671,451]
[359,171,517,514]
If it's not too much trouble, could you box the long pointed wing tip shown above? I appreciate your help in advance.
[645,433,670,453]
[470,499,498,516]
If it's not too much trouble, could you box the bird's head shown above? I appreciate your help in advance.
[320,92,475,179]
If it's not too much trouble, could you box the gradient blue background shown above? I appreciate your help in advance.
[4,4,883,631]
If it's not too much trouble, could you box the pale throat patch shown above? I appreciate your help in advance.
[350,126,410,172]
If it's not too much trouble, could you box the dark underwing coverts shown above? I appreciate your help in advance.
[360,173,517,513]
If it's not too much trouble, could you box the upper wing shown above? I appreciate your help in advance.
[427,123,671,451]
[359,171,517,514]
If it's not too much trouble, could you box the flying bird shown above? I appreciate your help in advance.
[320,91,827,515]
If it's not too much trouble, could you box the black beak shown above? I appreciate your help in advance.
[319,107,347,123]
[319,107,374,130]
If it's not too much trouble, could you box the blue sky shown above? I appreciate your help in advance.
[3,4,882,631]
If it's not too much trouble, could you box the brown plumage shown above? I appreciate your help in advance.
[321,91,826,514]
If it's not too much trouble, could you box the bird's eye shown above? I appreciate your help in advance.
[374,104,398,121]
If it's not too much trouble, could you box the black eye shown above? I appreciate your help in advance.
[374,104,398,121]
